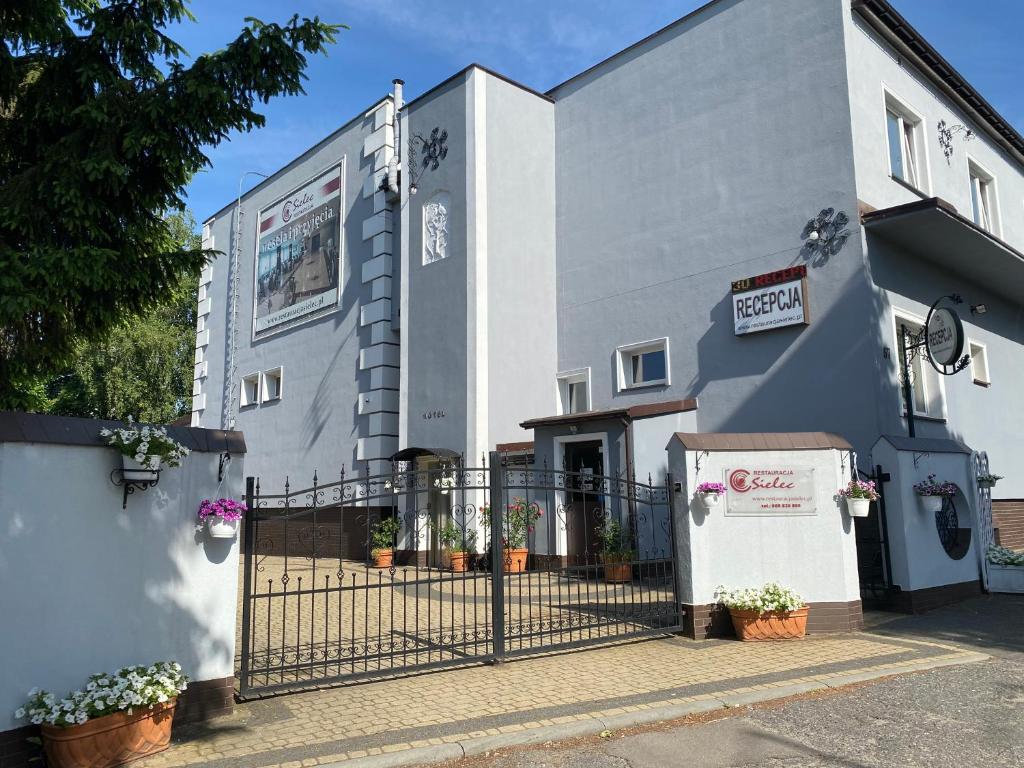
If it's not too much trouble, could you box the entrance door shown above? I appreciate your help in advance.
[564,441,605,565]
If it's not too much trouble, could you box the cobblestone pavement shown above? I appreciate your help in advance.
[140,626,983,768]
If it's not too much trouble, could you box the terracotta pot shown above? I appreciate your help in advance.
[502,548,528,573]
[449,551,469,572]
[602,560,632,583]
[729,607,808,641]
[41,700,176,768]
[371,549,393,568]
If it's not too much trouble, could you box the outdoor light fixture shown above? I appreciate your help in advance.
[971,304,987,316]
[409,183,418,196]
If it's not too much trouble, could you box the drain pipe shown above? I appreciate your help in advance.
[386,79,404,196]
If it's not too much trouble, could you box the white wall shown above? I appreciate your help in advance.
[667,442,860,607]
[0,442,244,732]
[871,439,981,591]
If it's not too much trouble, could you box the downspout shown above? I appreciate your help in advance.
[385,79,404,197]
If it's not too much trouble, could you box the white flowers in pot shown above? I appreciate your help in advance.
[101,421,189,481]
[977,473,1003,490]
[695,481,726,509]
[197,498,246,539]
[986,545,1024,567]
[836,479,879,518]
[912,474,957,513]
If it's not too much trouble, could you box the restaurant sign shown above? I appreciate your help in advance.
[723,466,817,515]
[732,265,809,336]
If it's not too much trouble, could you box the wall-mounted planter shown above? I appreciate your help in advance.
[728,606,808,641]
[918,495,944,514]
[122,455,160,482]
[988,565,1024,594]
[978,479,998,490]
[845,498,871,518]
[41,699,176,768]
[206,517,239,539]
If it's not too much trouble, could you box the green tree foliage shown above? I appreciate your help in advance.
[44,211,200,423]
[0,1,341,409]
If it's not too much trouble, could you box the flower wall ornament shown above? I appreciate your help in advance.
[799,207,850,266]
[407,126,449,195]
[937,119,974,164]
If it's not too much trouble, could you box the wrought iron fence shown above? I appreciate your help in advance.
[238,452,680,697]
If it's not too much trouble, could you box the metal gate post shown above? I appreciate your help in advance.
[665,472,683,630]
[488,452,506,664]
[239,476,256,695]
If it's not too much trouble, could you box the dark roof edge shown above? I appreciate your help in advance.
[670,432,853,452]
[403,63,554,113]
[877,434,972,455]
[204,93,395,223]
[862,196,1024,263]
[520,399,698,430]
[853,0,1024,167]
[0,411,246,453]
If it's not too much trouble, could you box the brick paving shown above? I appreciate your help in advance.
[141,629,981,768]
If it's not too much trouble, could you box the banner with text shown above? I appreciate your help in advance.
[723,467,817,515]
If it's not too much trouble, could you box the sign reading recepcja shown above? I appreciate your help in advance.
[723,467,817,515]
[732,265,809,336]
[253,163,344,338]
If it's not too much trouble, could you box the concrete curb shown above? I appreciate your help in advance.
[320,652,989,768]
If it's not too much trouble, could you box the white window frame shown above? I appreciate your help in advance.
[616,338,670,391]
[556,368,592,415]
[966,156,999,236]
[261,367,284,402]
[240,372,261,408]
[892,309,946,420]
[968,340,990,387]
[882,88,928,194]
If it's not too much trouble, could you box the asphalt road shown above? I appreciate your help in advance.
[448,595,1024,768]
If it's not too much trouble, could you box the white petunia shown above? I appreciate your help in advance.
[14,708,25,719]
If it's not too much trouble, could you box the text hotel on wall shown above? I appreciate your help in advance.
[732,265,809,336]
[253,163,344,338]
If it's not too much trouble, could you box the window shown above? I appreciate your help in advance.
[557,369,591,415]
[894,313,944,419]
[262,367,284,402]
[969,341,990,386]
[968,160,996,233]
[240,373,260,407]
[616,338,670,390]
[884,97,923,191]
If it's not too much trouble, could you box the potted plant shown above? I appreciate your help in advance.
[977,473,1003,490]
[986,545,1024,594]
[197,498,246,539]
[370,516,401,568]
[101,422,190,481]
[836,479,878,518]
[448,527,477,573]
[695,481,726,508]
[597,519,635,583]
[483,497,542,573]
[715,583,808,641]
[14,661,188,768]
[913,474,957,513]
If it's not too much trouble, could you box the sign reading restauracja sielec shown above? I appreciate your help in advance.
[731,265,809,336]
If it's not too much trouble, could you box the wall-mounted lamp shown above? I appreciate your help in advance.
[971,304,987,316]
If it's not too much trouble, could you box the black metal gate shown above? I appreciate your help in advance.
[238,452,680,697]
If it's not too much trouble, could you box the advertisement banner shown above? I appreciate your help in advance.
[253,164,343,337]
[732,278,809,335]
[723,467,817,515]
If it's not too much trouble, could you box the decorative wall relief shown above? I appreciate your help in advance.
[799,208,850,267]
[423,191,450,265]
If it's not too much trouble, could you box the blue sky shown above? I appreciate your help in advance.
[176,0,1023,222]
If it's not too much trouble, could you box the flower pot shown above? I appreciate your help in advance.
[41,699,176,768]
[845,497,871,518]
[699,492,721,508]
[206,516,239,539]
[449,551,470,573]
[728,607,808,641]
[919,495,944,513]
[371,549,393,569]
[121,456,160,482]
[502,548,528,573]
[978,479,997,490]
[602,560,632,583]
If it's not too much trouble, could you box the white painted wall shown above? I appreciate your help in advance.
[667,442,861,607]
[871,438,981,591]
[0,442,244,732]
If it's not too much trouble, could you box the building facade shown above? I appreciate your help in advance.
[195,0,1023,593]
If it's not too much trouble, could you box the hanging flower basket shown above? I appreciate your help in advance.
[695,482,726,509]
[913,475,957,513]
[836,479,878,518]
[198,499,246,540]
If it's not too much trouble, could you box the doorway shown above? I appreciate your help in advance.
[564,440,605,565]
[426,460,454,569]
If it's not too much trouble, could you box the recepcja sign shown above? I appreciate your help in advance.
[723,467,817,515]
[731,265,809,335]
